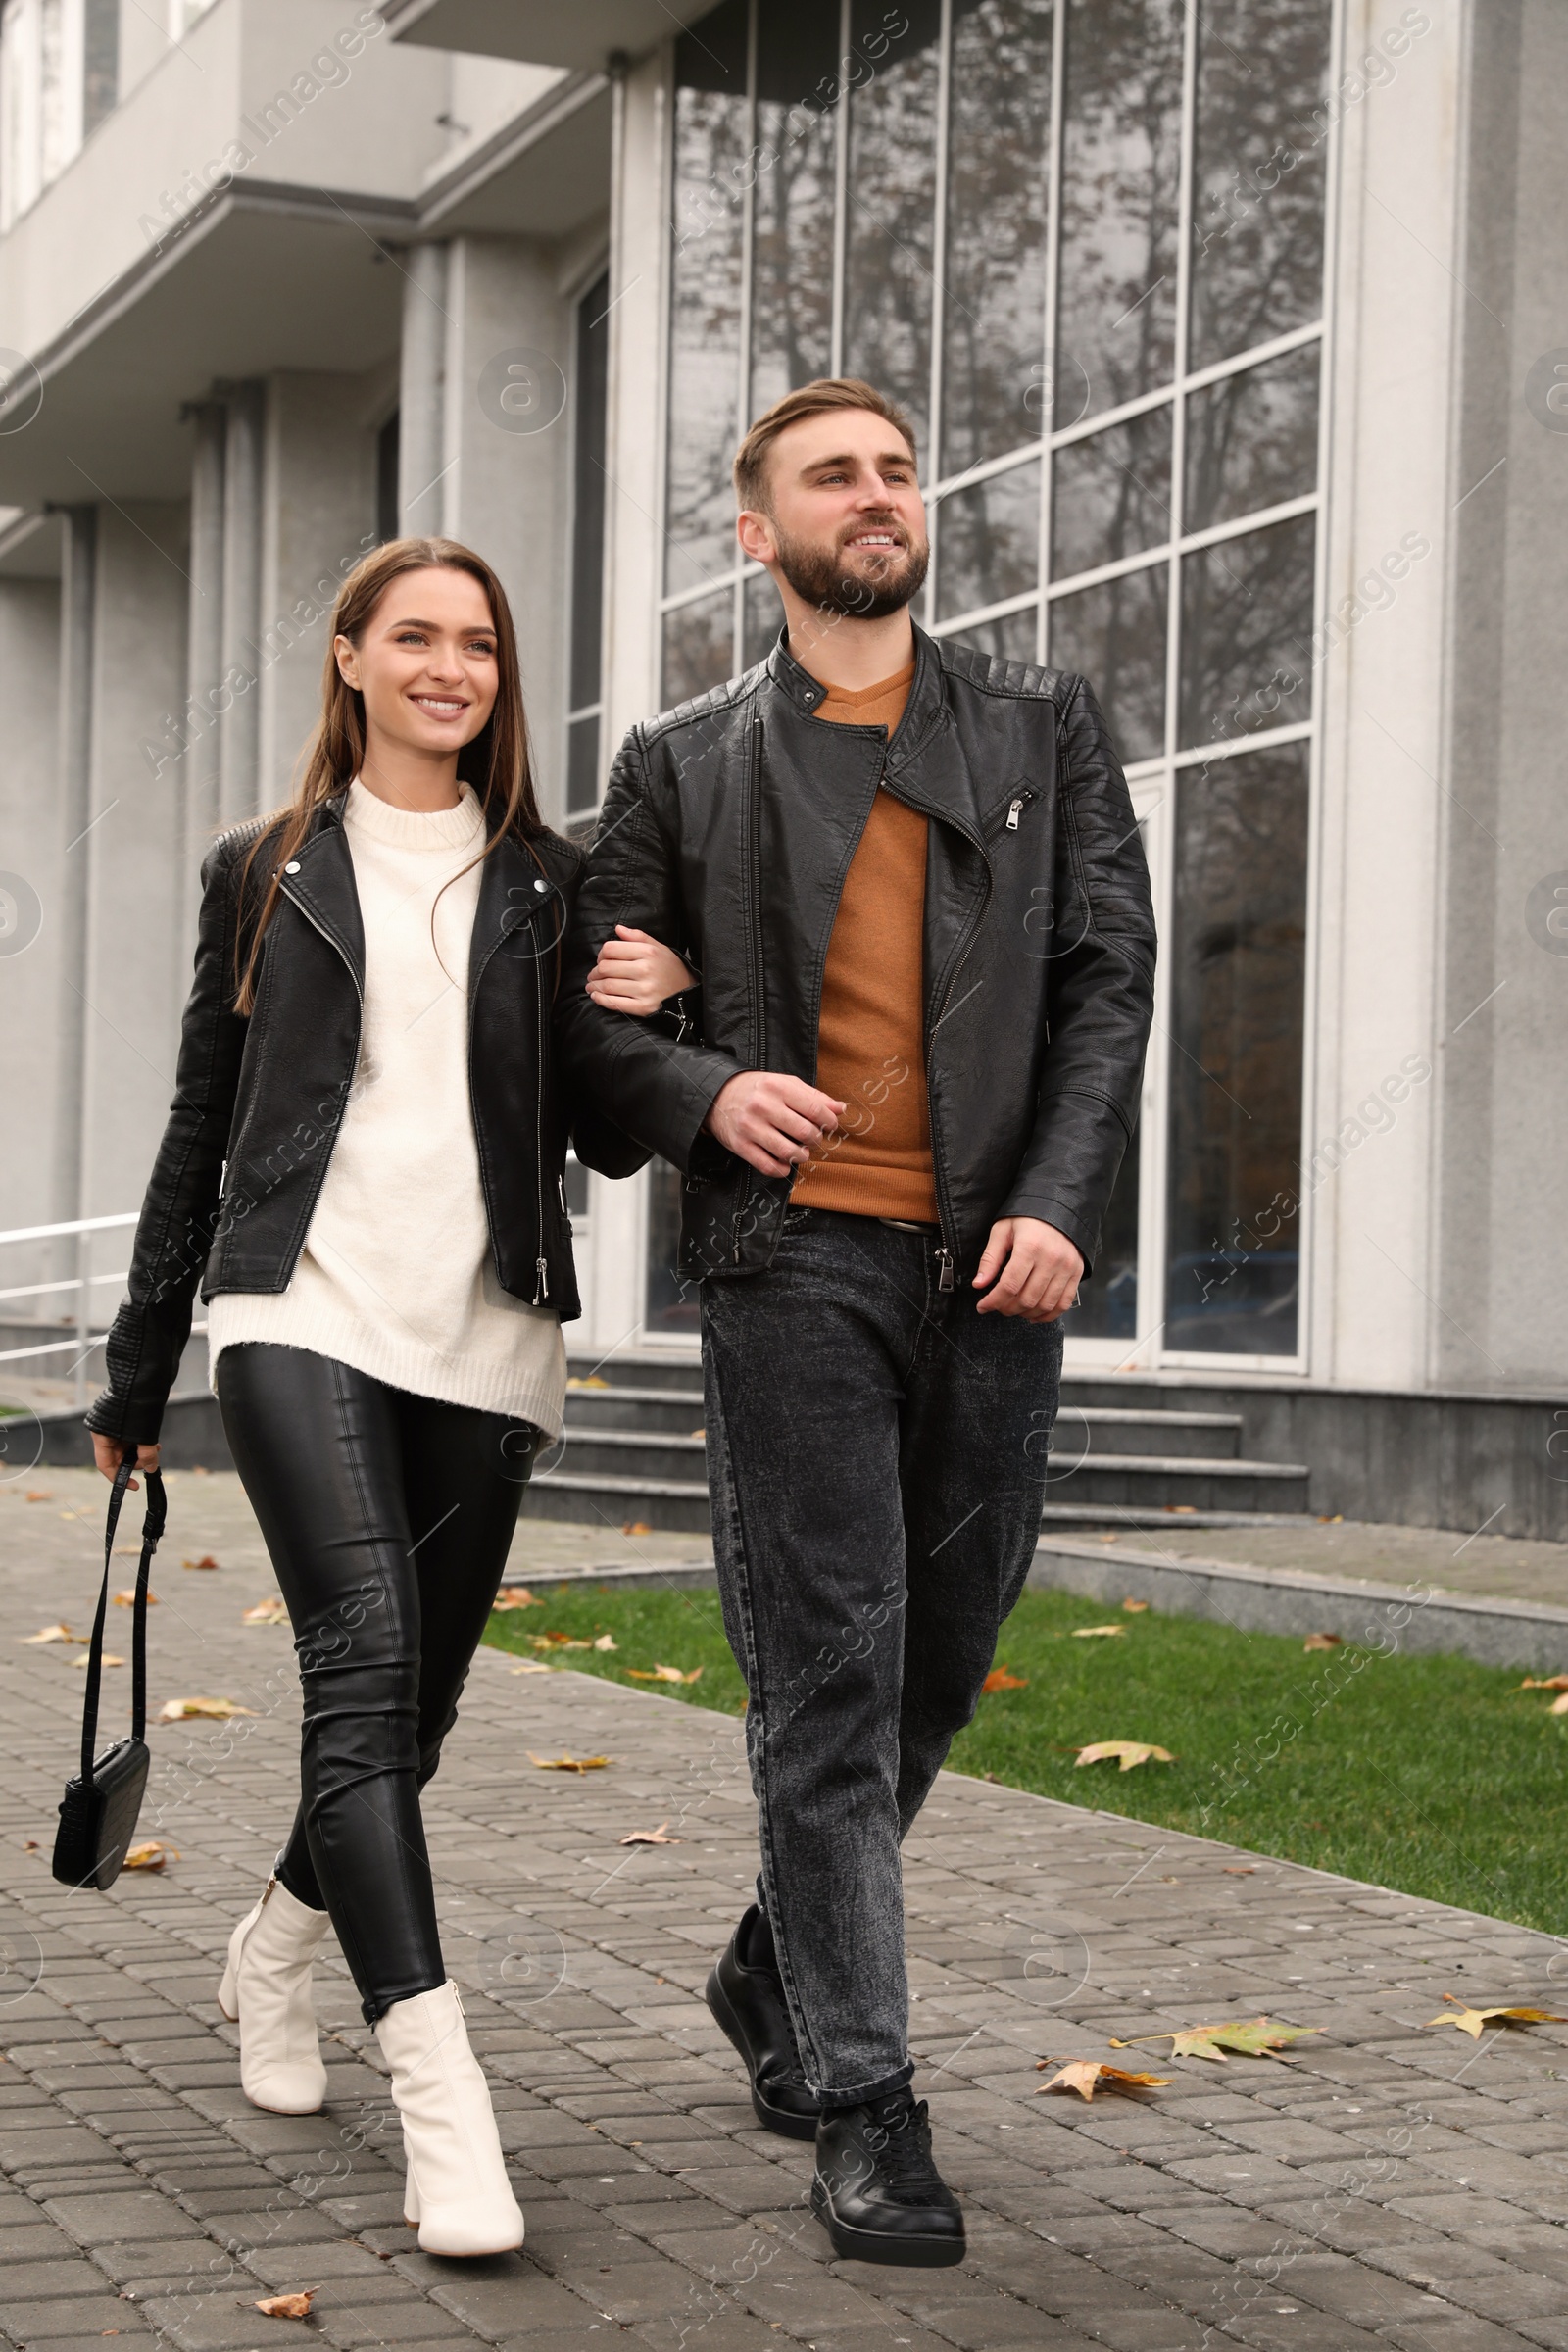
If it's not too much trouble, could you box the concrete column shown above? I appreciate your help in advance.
[49,508,95,1281]
[219,379,265,822]
[182,399,225,947]
[399,242,450,536]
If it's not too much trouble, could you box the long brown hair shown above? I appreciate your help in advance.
[234,537,544,1011]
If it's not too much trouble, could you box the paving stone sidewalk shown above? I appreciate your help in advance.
[2,1486,1568,2352]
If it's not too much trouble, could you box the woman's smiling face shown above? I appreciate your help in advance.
[334,564,500,768]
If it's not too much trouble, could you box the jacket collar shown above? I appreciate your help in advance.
[279,795,365,992]
[764,620,978,843]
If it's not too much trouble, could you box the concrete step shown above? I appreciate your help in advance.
[564,1381,707,1434]
[524,1466,711,1534]
[1047,1452,1310,1514]
[553,1427,709,1482]
[1054,1404,1245,1459]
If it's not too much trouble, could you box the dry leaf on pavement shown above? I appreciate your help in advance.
[982,1668,1028,1692]
[1423,1994,1568,2039]
[1037,2059,1170,2100]
[621,1520,653,1535]
[491,1586,538,1610]
[1074,1740,1174,1771]
[255,2290,316,2319]
[1302,1632,1343,1651]
[156,1696,258,1722]
[1222,1866,1257,1876]
[113,1588,158,1606]
[21,1624,81,1644]
[1071,1625,1127,1640]
[24,1490,52,1501]
[182,1555,220,1571]
[527,1752,611,1772]
[567,1374,610,1388]
[241,1598,289,1625]
[627,1664,703,1684]
[509,1660,554,1675]
[123,1842,176,1871]
[1111,2015,1322,2062]
[619,1822,682,1846]
[73,1651,123,1670]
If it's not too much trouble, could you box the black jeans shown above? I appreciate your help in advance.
[702,1207,1062,2106]
[216,1345,537,2021]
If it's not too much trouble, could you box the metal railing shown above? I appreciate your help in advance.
[0,1214,140,1407]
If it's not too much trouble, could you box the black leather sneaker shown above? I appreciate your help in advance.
[811,2088,965,2267]
[705,1906,820,2140]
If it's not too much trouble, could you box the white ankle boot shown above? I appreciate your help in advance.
[217,1876,331,2115]
[375,1982,523,2256]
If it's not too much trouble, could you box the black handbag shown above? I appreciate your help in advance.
[52,1452,166,1891]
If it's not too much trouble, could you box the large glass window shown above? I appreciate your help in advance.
[661,0,1331,1361]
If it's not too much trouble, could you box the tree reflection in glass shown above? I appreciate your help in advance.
[1052,405,1173,580]
[845,0,943,457]
[941,0,1054,480]
[936,461,1041,622]
[1055,0,1183,428]
[665,0,750,597]
[1184,340,1318,536]
[751,0,839,417]
[1048,564,1167,763]
[1179,513,1314,751]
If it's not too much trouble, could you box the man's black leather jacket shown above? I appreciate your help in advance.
[557,625,1156,1291]
[87,794,646,1445]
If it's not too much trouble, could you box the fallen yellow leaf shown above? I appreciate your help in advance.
[1552,1694,1568,1717]
[527,1752,611,1773]
[255,2290,316,2319]
[24,1489,52,1501]
[182,1554,220,1571]
[1424,1994,1568,2039]
[621,1520,653,1535]
[21,1624,80,1645]
[1037,2058,1170,2101]
[1517,1675,1568,1690]
[592,1633,618,1651]
[1302,1632,1343,1651]
[113,1588,158,1607]
[123,1842,176,1871]
[156,1696,258,1722]
[491,1586,538,1611]
[241,1598,289,1626]
[619,1822,682,1846]
[72,1651,123,1670]
[530,1631,593,1650]
[1074,1740,1174,1771]
[1071,1624,1127,1640]
[982,1668,1028,1692]
[509,1659,554,1675]
[567,1375,610,1388]
[1111,2015,1321,2062]
[1121,1598,1151,1613]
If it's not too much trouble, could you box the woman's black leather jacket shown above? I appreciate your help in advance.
[86,794,647,1445]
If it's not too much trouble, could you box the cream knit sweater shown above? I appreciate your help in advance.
[208,780,567,1436]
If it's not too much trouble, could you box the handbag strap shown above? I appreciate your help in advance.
[81,1454,167,1785]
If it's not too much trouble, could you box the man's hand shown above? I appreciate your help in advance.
[973,1216,1084,1321]
[91,1433,160,1487]
[704,1071,846,1179]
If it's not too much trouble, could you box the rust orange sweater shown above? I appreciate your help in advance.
[791,661,941,1224]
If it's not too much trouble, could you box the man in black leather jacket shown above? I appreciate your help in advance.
[559,379,1155,2268]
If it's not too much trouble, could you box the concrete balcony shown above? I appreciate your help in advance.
[0,0,605,503]
[384,0,715,72]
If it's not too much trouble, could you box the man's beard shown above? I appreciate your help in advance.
[771,515,929,621]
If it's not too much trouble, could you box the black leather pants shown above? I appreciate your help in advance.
[216,1345,538,2021]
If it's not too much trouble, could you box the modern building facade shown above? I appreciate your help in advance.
[1,1,1564,1516]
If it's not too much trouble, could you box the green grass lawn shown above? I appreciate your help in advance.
[483,1580,1568,1935]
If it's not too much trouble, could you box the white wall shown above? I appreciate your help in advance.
[0,572,62,1251]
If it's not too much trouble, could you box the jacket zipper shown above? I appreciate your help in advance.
[737,718,766,1262]
[533,931,549,1301]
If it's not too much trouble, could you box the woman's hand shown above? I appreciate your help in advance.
[91,1433,160,1488]
[585,925,697,1016]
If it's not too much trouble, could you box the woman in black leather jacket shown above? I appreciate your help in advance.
[85,537,681,2257]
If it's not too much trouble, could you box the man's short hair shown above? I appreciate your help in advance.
[733,378,917,514]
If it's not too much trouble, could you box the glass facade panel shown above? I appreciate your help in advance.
[1049,564,1166,762]
[1184,340,1319,535]
[1055,0,1184,427]
[935,461,1040,623]
[663,590,736,706]
[1164,742,1307,1355]
[1179,513,1314,752]
[565,714,601,822]
[665,0,750,596]
[646,1162,699,1335]
[940,0,1054,479]
[1066,1119,1139,1338]
[844,0,943,457]
[1189,0,1333,373]
[943,608,1039,662]
[751,0,838,416]
[1052,406,1172,581]
[569,270,611,714]
[743,568,784,666]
